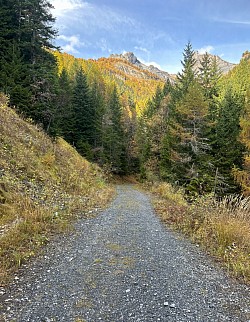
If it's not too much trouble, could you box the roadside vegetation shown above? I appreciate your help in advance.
[149,182,250,283]
[2,0,250,288]
[0,96,114,285]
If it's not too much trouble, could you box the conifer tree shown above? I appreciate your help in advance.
[71,68,94,157]
[213,88,245,193]
[55,68,74,141]
[0,42,31,110]
[0,0,58,128]
[105,85,127,173]
[176,41,196,97]
[199,53,221,100]
[90,80,105,149]
[136,116,151,179]
[163,79,173,96]
[174,81,209,190]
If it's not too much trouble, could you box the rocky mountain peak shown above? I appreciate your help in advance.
[109,52,175,83]
[242,50,250,61]
[123,52,140,64]
[193,51,236,74]
[110,52,140,65]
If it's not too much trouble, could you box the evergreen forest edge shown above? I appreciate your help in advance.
[2,0,250,198]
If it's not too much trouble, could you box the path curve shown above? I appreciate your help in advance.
[1,185,250,321]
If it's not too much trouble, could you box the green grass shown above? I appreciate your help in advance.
[150,182,250,283]
[0,96,114,285]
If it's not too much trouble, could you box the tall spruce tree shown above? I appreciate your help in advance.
[90,80,105,149]
[164,43,223,194]
[54,68,74,140]
[199,53,221,100]
[105,85,127,173]
[176,41,196,97]
[0,0,58,128]
[0,42,31,110]
[72,68,94,157]
[213,88,245,193]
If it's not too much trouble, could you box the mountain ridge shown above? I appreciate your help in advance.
[109,52,176,83]
[193,51,236,74]
[108,51,236,83]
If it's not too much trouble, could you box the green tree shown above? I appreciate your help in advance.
[72,68,94,157]
[172,81,211,194]
[176,41,196,97]
[54,68,74,140]
[105,85,127,173]
[0,0,58,128]
[213,88,245,193]
[199,53,221,100]
[0,42,31,110]
[90,80,105,149]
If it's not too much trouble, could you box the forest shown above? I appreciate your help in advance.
[1,0,250,198]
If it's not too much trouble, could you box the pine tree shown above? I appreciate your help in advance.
[176,41,196,97]
[199,53,221,100]
[0,42,31,110]
[174,81,209,190]
[72,68,94,157]
[123,98,139,173]
[136,115,151,179]
[90,80,105,148]
[0,0,58,128]
[54,68,74,140]
[213,88,245,193]
[105,85,127,173]
[163,79,173,96]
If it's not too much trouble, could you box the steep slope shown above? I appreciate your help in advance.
[0,95,113,284]
[193,51,236,74]
[110,52,175,82]
[54,50,236,116]
[54,51,165,114]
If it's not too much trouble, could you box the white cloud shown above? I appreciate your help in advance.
[98,38,112,53]
[198,45,214,54]
[51,0,88,17]
[139,57,162,70]
[134,46,150,55]
[51,0,137,33]
[212,17,250,25]
[58,34,85,54]
[145,61,162,70]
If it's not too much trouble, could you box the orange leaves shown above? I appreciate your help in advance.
[53,51,163,115]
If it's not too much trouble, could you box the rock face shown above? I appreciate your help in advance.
[242,50,250,61]
[193,51,236,75]
[110,51,236,83]
[110,52,175,83]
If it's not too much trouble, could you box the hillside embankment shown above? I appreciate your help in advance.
[0,95,113,285]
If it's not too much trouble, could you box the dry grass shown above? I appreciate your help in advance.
[150,182,250,283]
[0,96,114,285]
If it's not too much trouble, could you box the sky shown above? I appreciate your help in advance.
[50,0,250,74]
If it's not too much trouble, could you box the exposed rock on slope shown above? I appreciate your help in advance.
[110,52,175,83]
[193,51,236,74]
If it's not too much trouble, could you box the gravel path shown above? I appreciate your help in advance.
[1,185,250,322]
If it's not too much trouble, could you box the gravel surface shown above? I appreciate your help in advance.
[1,184,250,322]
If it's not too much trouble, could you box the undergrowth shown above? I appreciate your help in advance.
[0,95,114,285]
[150,182,250,283]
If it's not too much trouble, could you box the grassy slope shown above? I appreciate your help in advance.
[149,182,250,284]
[0,95,114,285]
